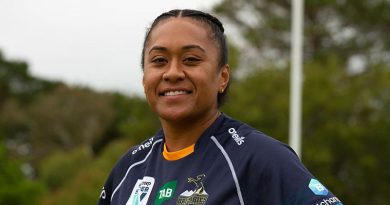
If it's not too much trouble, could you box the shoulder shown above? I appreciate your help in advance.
[213,115,311,186]
[213,115,339,204]
[215,115,297,161]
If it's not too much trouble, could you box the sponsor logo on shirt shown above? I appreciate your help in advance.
[154,180,177,205]
[309,178,329,196]
[132,138,154,155]
[176,174,208,205]
[126,176,155,205]
[316,197,343,205]
[228,128,245,145]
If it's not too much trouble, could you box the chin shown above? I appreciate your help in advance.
[157,108,196,123]
[159,111,188,122]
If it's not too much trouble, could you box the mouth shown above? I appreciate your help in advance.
[160,90,192,96]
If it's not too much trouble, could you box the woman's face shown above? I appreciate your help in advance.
[143,18,229,124]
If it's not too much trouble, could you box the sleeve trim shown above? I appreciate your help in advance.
[211,136,245,205]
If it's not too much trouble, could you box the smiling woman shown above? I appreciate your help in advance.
[97,9,343,205]
[143,17,229,147]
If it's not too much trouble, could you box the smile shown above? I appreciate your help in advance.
[161,90,192,96]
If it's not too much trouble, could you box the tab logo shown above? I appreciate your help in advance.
[153,180,177,205]
[126,176,155,205]
[309,179,328,196]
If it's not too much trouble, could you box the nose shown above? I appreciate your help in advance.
[163,60,185,82]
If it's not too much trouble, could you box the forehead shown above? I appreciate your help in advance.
[146,17,217,52]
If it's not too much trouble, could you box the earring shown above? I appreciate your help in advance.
[219,88,224,93]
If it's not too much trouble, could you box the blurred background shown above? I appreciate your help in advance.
[0,0,389,204]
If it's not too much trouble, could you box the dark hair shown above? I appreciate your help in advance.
[141,9,230,107]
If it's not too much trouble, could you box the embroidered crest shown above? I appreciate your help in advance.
[176,174,208,205]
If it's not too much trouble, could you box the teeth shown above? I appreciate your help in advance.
[164,90,188,96]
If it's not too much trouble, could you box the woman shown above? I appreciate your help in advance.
[98,9,342,205]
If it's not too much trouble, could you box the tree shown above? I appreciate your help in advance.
[302,57,390,204]
[0,51,59,106]
[213,0,390,68]
[26,85,116,164]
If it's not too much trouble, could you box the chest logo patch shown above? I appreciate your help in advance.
[154,180,177,205]
[126,176,155,205]
[176,174,208,205]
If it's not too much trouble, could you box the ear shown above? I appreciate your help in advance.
[219,64,230,91]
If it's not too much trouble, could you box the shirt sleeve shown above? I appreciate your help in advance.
[258,142,343,205]
[97,171,114,205]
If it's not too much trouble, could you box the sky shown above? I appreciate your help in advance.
[0,0,222,96]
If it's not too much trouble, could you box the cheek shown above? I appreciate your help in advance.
[143,72,160,96]
[204,71,221,90]
[143,82,156,108]
[143,80,153,97]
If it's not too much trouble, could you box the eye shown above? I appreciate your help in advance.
[151,57,168,65]
[183,56,201,65]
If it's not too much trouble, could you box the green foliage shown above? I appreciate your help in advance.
[113,94,160,144]
[39,146,92,190]
[0,138,44,205]
[222,66,290,142]
[302,57,390,204]
[0,84,117,169]
[41,139,133,205]
[27,85,116,161]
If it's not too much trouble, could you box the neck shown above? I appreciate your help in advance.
[161,110,220,152]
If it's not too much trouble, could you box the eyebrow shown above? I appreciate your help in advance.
[182,45,206,53]
[148,46,167,54]
[148,45,206,54]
